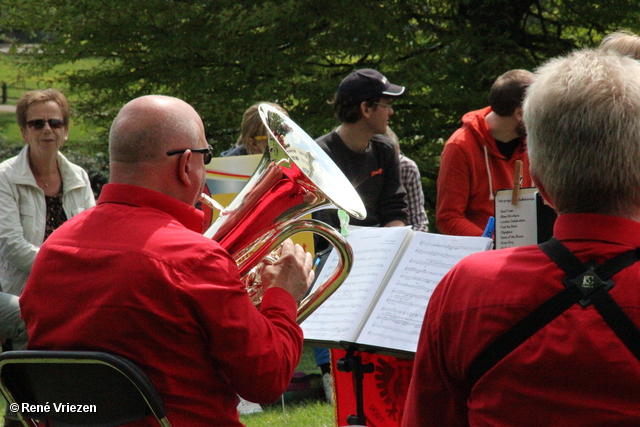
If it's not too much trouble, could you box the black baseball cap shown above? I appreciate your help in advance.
[337,69,405,104]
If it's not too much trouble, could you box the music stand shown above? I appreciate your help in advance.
[336,348,374,425]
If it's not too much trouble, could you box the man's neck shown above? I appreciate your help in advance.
[336,123,373,153]
[110,162,188,204]
[485,111,520,143]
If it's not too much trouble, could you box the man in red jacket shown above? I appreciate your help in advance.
[436,69,534,236]
[404,49,640,426]
[20,95,315,427]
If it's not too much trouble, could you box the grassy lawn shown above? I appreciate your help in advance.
[242,399,334,427]
[0,110,22,145]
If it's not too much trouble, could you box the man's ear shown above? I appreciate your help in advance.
[361,101,373,118]
[178,151,193,186]
[533,175,554,209]
[514,106,524,121]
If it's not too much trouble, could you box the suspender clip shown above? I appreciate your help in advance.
[563,262,614,308]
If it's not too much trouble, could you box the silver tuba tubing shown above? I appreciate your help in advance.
[202,103,366,323]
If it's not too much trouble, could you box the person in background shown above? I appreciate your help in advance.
[599,29,640,59]
[435,69,534,236]
[314,68,408,231]
[221,102,289,156]
[314,68,410,426]
[20,95,315,427]
[404,49,640,426]
[0,88,96,297]
[385,127,429,232]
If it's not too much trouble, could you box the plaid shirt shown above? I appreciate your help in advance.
[400,155,429,232]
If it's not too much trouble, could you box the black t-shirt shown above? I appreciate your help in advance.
[496,137,523,160]
[313,131,407,229]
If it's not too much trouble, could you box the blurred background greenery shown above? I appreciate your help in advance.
[3,0,638,230]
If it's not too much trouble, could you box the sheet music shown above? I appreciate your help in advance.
[357,233,492,353]
[301,226,411,343]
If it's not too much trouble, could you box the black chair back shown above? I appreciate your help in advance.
[0,350,172,427]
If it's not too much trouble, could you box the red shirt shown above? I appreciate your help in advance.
[403,214,640,426]
[21,183,303,427]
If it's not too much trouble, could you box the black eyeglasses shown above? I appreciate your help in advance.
[166,144,213,165]
[26,119,65,130]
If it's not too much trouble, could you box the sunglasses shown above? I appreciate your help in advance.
[166,144,214,165]
[26,119,66,130]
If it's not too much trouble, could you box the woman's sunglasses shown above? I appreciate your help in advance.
[26,119,65,130]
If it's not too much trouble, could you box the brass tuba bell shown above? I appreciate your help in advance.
[202,103,366,323]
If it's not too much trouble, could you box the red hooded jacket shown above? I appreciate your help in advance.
[436,107,532,236]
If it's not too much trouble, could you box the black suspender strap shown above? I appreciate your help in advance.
[466,285,580,385]
[466,238,640,386]
[590,286,640,361]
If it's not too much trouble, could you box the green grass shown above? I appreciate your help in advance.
[297,344,321,373]
[242,399,334,427]
[240,345,335,426]
[0,112,22,145]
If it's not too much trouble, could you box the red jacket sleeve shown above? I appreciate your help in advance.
[436,142,484,236]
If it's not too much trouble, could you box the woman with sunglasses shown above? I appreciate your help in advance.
[0,89,95,301]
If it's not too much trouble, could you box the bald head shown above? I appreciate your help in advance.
[108,95,208,205]
[109,95,204,164]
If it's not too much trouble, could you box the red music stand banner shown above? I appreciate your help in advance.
[331,348,414,427]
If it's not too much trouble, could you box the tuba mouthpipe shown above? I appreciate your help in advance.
[199,193,226,213]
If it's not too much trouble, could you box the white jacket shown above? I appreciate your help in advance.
[0,146,96,295]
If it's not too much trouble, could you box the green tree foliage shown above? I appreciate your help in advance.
[1,0,638,226]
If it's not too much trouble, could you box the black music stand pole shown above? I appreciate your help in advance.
[337,349,374,425]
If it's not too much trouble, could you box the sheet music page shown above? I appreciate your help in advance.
[301,226,412,343]
[357,233,492,354]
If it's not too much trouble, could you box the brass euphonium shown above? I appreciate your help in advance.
[201,104,366,323]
